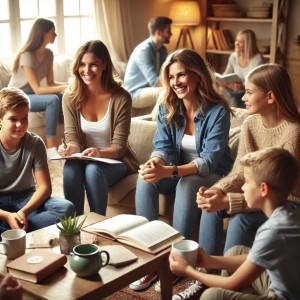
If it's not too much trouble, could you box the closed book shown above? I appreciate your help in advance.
[6,250,67,283]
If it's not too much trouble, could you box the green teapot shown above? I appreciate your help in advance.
[70,244,110,277]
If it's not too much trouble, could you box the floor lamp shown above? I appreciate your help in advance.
[169,0,201,50]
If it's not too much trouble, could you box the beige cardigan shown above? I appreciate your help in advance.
[62,87,139,175]
[214,114,300,213]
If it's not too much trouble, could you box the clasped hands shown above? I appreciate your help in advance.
[138,159,168,183]
[196,187,229,213]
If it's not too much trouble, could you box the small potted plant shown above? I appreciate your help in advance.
[56,213,86,255]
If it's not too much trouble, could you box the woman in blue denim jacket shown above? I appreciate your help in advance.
[130,48,233,292]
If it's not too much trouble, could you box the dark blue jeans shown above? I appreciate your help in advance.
[0,189,75,235]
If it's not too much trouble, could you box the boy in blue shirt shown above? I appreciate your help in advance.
[169,147,300,300]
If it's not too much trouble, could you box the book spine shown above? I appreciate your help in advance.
[36,255,67,282]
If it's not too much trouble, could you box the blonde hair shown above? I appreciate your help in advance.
[236,29,261,60]
[67,40,121,110]
[246,63,300,122]
[160,48,231,123]
[0,87,30,118]
[240,147,298,201]
[12,18,54,73]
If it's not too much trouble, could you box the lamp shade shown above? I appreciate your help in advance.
[169,1,201,26]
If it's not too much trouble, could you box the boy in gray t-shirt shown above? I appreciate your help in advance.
[169,147,300,300]
[0,87,74,234]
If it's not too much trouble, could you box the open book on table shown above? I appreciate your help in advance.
[50,153,121,164]
[82,214,184,254]
[215,72,242,83]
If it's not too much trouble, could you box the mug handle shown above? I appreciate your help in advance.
[100,250,110,267]
[0,242,7,255]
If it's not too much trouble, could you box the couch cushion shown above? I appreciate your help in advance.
[0,61,11,89]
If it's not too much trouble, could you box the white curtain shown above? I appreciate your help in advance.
[94,0,135,63]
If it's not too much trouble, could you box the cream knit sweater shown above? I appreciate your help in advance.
[214,114,300,213]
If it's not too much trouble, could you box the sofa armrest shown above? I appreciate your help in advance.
[129,119,157,164]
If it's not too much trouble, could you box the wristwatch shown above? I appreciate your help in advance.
[171,165,178,179]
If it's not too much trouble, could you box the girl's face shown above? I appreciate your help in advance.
[168,61,198,101]
[44,27,57,44]
[242,81,269,115]
[235,33,245,53]
[0,106,29,141]
[78,52,107,86]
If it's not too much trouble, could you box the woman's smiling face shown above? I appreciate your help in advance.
[168,61,198,101]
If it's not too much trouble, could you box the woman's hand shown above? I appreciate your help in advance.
[197,187,229,212]
[138,159,168,183]
[81,147,102,157]
[227,82,244,92]
[58,143,78,157]
[0,275,23,300]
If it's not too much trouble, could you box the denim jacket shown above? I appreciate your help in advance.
[151,102,233,177]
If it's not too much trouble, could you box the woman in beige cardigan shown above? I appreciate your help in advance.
[58,40,138,215]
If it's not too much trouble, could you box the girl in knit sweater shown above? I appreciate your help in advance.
[197,63,300,256]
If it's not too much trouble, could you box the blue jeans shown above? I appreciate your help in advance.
[0,189,75,235]
[63,160,128,216]
[27,93,62,137]
[135,173,220,239]
[224,89,245,108]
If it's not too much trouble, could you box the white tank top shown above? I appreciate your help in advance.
[80,105,111,149]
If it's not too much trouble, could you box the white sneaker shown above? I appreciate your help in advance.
[172,280,207,300]
[47,147,59,160]
[129,272,158,291]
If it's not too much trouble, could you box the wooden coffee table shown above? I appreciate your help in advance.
[0,212,174,300]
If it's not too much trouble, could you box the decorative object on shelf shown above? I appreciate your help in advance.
[212,3,242,18]
[169,0,201,49]
[246,6,271,18]
[56,213,86,254]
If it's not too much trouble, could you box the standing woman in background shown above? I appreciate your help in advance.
[9,18,67,159]
[58,40,139,216]
[221,29,265,108]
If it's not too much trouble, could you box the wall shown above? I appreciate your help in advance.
[127,0,300,107]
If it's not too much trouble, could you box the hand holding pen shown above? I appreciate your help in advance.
[58,137,70,157]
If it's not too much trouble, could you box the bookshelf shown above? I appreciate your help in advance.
[198,0,289,72]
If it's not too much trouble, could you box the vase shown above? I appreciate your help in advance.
[59,232,81,255]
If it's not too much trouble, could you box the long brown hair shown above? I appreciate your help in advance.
[246,63,300,122]
[160,48,231,123]
[12,18,54,73]
[67,40,121,110]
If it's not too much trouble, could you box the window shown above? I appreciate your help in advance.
[0,0,96,58]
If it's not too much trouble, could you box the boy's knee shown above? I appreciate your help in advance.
[200,287,223,300]
[225,245,250,257]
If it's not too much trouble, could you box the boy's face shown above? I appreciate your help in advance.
[0,106,29,141]
[242,167,263,209]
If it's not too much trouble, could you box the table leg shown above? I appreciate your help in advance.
[158,255,173,300]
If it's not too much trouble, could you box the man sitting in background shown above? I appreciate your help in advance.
[124,16,172,112]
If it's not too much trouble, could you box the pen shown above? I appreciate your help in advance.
[61,137,67,148]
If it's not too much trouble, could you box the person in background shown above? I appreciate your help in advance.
[170,147,300,300]
[58,40,139,216]
[0,87,75,235]
[9,18,68,159]
[220,29,264,108]
[124,16,172,112]
[0,274,23,300]
[129,48,233,293]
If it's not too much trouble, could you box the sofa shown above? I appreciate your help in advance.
[106,107,248,223]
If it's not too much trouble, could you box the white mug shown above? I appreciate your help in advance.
[0,229,26,259]
[172,240,199,267]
